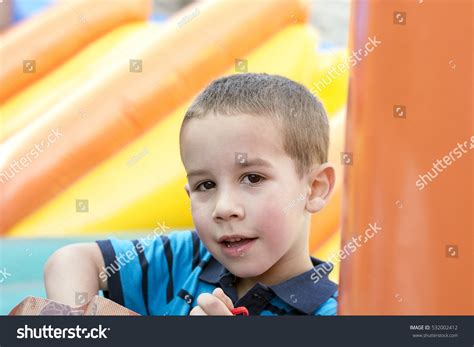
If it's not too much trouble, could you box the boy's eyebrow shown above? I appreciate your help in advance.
[238,157,273,168]
[186,157,273,178]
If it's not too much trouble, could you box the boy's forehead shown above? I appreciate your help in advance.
[181,114,285,170]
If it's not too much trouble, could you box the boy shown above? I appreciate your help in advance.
[44,73,338,316]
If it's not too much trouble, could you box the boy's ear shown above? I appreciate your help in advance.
[184,183,190,197]
[305,163,336,213]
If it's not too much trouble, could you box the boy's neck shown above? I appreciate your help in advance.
[235,248,314,300]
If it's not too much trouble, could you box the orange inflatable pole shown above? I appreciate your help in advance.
[0,0,308,234]
[338,1,473,314]
[0,0,152,102]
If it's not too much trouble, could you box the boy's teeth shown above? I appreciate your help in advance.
[224,237,249,247]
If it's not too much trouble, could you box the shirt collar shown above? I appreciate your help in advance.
[199,256,337,314]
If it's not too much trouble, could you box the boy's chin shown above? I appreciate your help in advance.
[220,258,271,279]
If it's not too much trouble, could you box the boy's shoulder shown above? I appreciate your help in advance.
[96,230,213,314]
[313,290,338,315]
[99,229,211,269]
[268,257,338,315]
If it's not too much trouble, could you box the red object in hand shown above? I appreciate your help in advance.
[231,306,249,316]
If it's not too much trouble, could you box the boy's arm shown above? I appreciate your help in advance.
[44,242,107,306]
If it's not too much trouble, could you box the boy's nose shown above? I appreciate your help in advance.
[212,192,244,222]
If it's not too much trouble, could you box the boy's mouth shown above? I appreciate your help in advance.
[218,235,258,257]
[221,238,257,248]
[218,235,258,248]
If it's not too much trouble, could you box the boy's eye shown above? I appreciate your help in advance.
[196,181,215,191]
[195,174,265,191]
[242,174,265,185]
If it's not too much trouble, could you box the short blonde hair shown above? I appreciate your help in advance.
[180,73,329,177]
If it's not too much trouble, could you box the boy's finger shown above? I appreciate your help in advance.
[189,306,207,316]
[197,293,233,316]
[212,288,234,311]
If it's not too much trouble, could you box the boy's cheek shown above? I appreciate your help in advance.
[191,209,213,241]
[194,219,213,244]
[190,203,208,226]
[254,204,291,244]
[254,196,287,228]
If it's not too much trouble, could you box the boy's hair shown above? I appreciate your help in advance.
[180,73,329,178]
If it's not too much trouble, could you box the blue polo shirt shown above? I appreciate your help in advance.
[96,230,338,316]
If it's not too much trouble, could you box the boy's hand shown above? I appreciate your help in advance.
[190,288,234,316]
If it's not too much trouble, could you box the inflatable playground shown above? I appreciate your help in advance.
[0,0,472,316]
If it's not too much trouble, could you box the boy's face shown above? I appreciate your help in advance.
[180,114,311,278]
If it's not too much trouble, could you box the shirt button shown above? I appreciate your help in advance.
[253,293,260,299]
